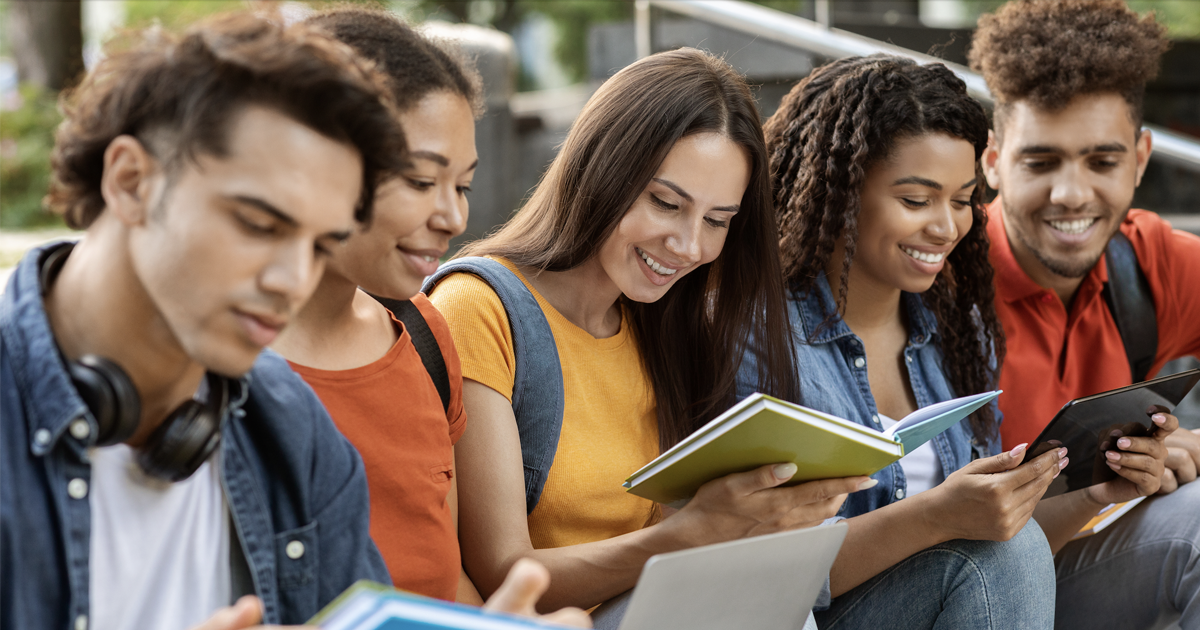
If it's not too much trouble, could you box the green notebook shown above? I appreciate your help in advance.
[624,391,1000,506]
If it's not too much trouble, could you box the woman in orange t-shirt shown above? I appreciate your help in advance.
[270,9,589,626]
[270,8,482,603]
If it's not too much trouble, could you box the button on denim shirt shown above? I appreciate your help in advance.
[1,243,389,629]
[737,276,1002,519]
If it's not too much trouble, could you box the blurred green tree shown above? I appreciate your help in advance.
[1,86,63,228]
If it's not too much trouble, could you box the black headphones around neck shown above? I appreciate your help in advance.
[41,244,227,482]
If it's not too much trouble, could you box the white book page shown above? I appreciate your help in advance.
[882,391,996,439]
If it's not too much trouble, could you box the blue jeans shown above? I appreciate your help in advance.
[1054,481,1200,630]
[815,519,1056,629]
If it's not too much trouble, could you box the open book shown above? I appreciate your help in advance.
[624,391,1000,506]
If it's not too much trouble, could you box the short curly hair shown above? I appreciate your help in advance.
[48,10,408,229]
[968,0,1169,132]
[305,7,484,118]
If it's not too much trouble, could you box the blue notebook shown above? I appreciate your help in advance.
[309,582,574,630]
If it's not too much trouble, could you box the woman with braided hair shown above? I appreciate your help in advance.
[743,54,1062,628]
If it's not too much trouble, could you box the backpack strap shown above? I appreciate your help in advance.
[1101,231,1158,382]
[371,296,451,414]
[423,257,565,515]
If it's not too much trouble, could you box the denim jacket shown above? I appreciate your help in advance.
[1,243,390,630]
[738,276,1002,519]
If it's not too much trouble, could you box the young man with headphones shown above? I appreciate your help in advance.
[970,1,1200,627]
[0,11,588,630]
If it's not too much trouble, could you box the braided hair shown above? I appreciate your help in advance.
[765,54,1003,441]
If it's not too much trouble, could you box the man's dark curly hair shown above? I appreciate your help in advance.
[48,10,408,229]
[765,55,1003,441]
[305,7,484,118]
[968,0,1169,133]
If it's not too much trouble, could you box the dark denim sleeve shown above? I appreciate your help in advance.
[269,351,392,597]
[242,351,390,624]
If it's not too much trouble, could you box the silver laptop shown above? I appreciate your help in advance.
[603,523,847,630]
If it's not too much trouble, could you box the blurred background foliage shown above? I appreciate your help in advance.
[1,85,61,228]
[1,0,1198,228]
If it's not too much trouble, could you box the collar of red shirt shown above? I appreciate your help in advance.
[985,197,1109,306]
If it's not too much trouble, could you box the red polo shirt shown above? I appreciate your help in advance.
[988,200,1200,449]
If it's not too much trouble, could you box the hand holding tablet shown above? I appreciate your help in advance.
[1020,369,1200,499]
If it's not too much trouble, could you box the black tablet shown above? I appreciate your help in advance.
[1020,368,1200,499]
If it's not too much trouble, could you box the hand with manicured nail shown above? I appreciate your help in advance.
[1085,405,1178,505]
[919,442,1064,543]
[660,463,875,548]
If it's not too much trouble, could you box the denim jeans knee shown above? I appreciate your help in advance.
[816,519,1055,630]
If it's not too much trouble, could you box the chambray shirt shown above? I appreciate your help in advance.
[737,276,1002,519]
[1,243,390,630]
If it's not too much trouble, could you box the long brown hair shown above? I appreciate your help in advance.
[765,55,1003,441]
[459,48,800,450]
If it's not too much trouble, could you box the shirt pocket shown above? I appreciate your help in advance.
[429,463,454,485]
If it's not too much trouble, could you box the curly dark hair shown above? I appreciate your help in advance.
[765,54,1003,441]
[305,7,484,118]
[48,10,407,229]
[968,0,1169,132]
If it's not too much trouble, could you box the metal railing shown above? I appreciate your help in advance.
[635,0,1200,174]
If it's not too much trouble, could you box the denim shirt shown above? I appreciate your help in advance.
[1,243,390,630]
[737,276,1002,520]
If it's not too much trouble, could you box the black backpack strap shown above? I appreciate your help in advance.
[1102,231,1158,383]
[424,257,565,514]
[371,296,451,414]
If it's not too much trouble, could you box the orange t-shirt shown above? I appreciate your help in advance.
[988,200,1200,449]
[288,294,467,600]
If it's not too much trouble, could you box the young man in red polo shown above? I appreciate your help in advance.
[970,0,1200,627]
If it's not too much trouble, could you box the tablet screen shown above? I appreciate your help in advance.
[1022,369,1200,498]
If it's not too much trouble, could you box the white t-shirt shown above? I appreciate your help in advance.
[878,414,943,495]
[89,444,231,630]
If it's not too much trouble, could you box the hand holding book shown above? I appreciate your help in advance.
[624,391,1001,506]
[653,462,872,547]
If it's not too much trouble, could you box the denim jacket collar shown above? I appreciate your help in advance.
[791,275,939,349]
[1,241,250,458]
[1,241,91,458]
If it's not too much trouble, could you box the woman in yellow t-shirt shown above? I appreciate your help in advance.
[427,48,875,614]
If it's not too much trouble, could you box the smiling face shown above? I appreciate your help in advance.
[327,91,477,299]
[845,132,977,296]
[126,105,361,375]
[595,132,749,303]
[984,93,1151,282]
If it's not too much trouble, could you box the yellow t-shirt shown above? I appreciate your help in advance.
[428,258,659,550]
